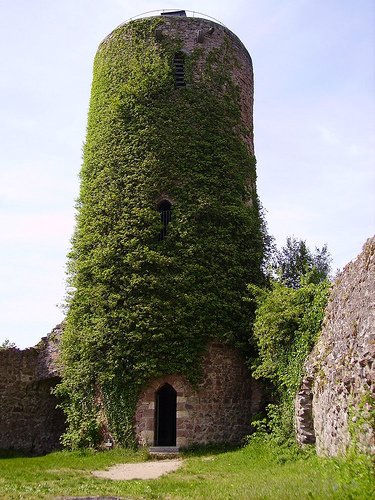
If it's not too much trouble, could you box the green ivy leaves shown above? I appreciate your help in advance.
[57,18,264,448]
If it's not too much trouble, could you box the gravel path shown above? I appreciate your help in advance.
[92,459,182,480]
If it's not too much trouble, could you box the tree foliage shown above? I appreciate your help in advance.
[272,237,331,288]
[0,339,16,350]
[249,278,330,440]
[248,236,332,441]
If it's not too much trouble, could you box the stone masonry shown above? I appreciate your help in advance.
[0,324,65,454]
[296,237,375,455]
[135,342,263,447]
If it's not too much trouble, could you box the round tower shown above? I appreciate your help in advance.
[60,11,264,448]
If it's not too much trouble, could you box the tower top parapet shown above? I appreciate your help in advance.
[123,9,226,26]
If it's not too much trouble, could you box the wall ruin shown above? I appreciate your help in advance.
[0,325,65,454]
[296,237,375,455]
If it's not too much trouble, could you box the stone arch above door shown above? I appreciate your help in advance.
[134,343,263,448]
[135,373,194,448]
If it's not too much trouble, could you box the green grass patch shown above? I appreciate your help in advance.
[0,441,373,499]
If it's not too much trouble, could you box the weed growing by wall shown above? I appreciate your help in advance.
[248,278,330,441]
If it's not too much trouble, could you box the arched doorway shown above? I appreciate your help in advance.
[155,383,177,446]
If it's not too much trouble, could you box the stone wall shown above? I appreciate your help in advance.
[0,324,65,454]
[296,237,375,455]
[135,342,262,447]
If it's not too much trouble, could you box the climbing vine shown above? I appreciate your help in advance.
[248,277,330,441]
[56,18,264,448]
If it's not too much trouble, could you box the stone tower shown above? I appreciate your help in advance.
[60,11,264,449]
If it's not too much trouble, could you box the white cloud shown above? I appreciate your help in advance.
[0,162,78,206]
[317,126,340,146]
[0,211,74,244]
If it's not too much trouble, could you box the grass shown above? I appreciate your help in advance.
[0,440,373,499]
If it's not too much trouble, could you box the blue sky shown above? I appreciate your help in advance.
[0,0,374,348]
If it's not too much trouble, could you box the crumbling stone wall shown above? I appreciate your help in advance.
[0,324,65,454]
[135,342,262,447]
[296,237,375,455]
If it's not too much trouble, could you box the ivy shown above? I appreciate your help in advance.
[56,18,265,448]
[248,278,330,441]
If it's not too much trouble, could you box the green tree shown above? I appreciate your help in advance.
[248,236,332,441]
[249,278,330,440]
[0,339,16,349]
[273,237,331,288]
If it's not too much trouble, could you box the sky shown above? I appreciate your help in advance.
[0,0,374,348]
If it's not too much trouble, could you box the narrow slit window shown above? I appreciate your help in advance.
[173,53,186,88]
[158,200,172,241]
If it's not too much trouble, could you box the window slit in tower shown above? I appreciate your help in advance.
[158,200,172,241]
[173,53,186,88]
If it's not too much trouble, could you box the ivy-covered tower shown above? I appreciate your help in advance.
[59,11,264,449]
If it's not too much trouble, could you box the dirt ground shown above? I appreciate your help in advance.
[92,459,182,480]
